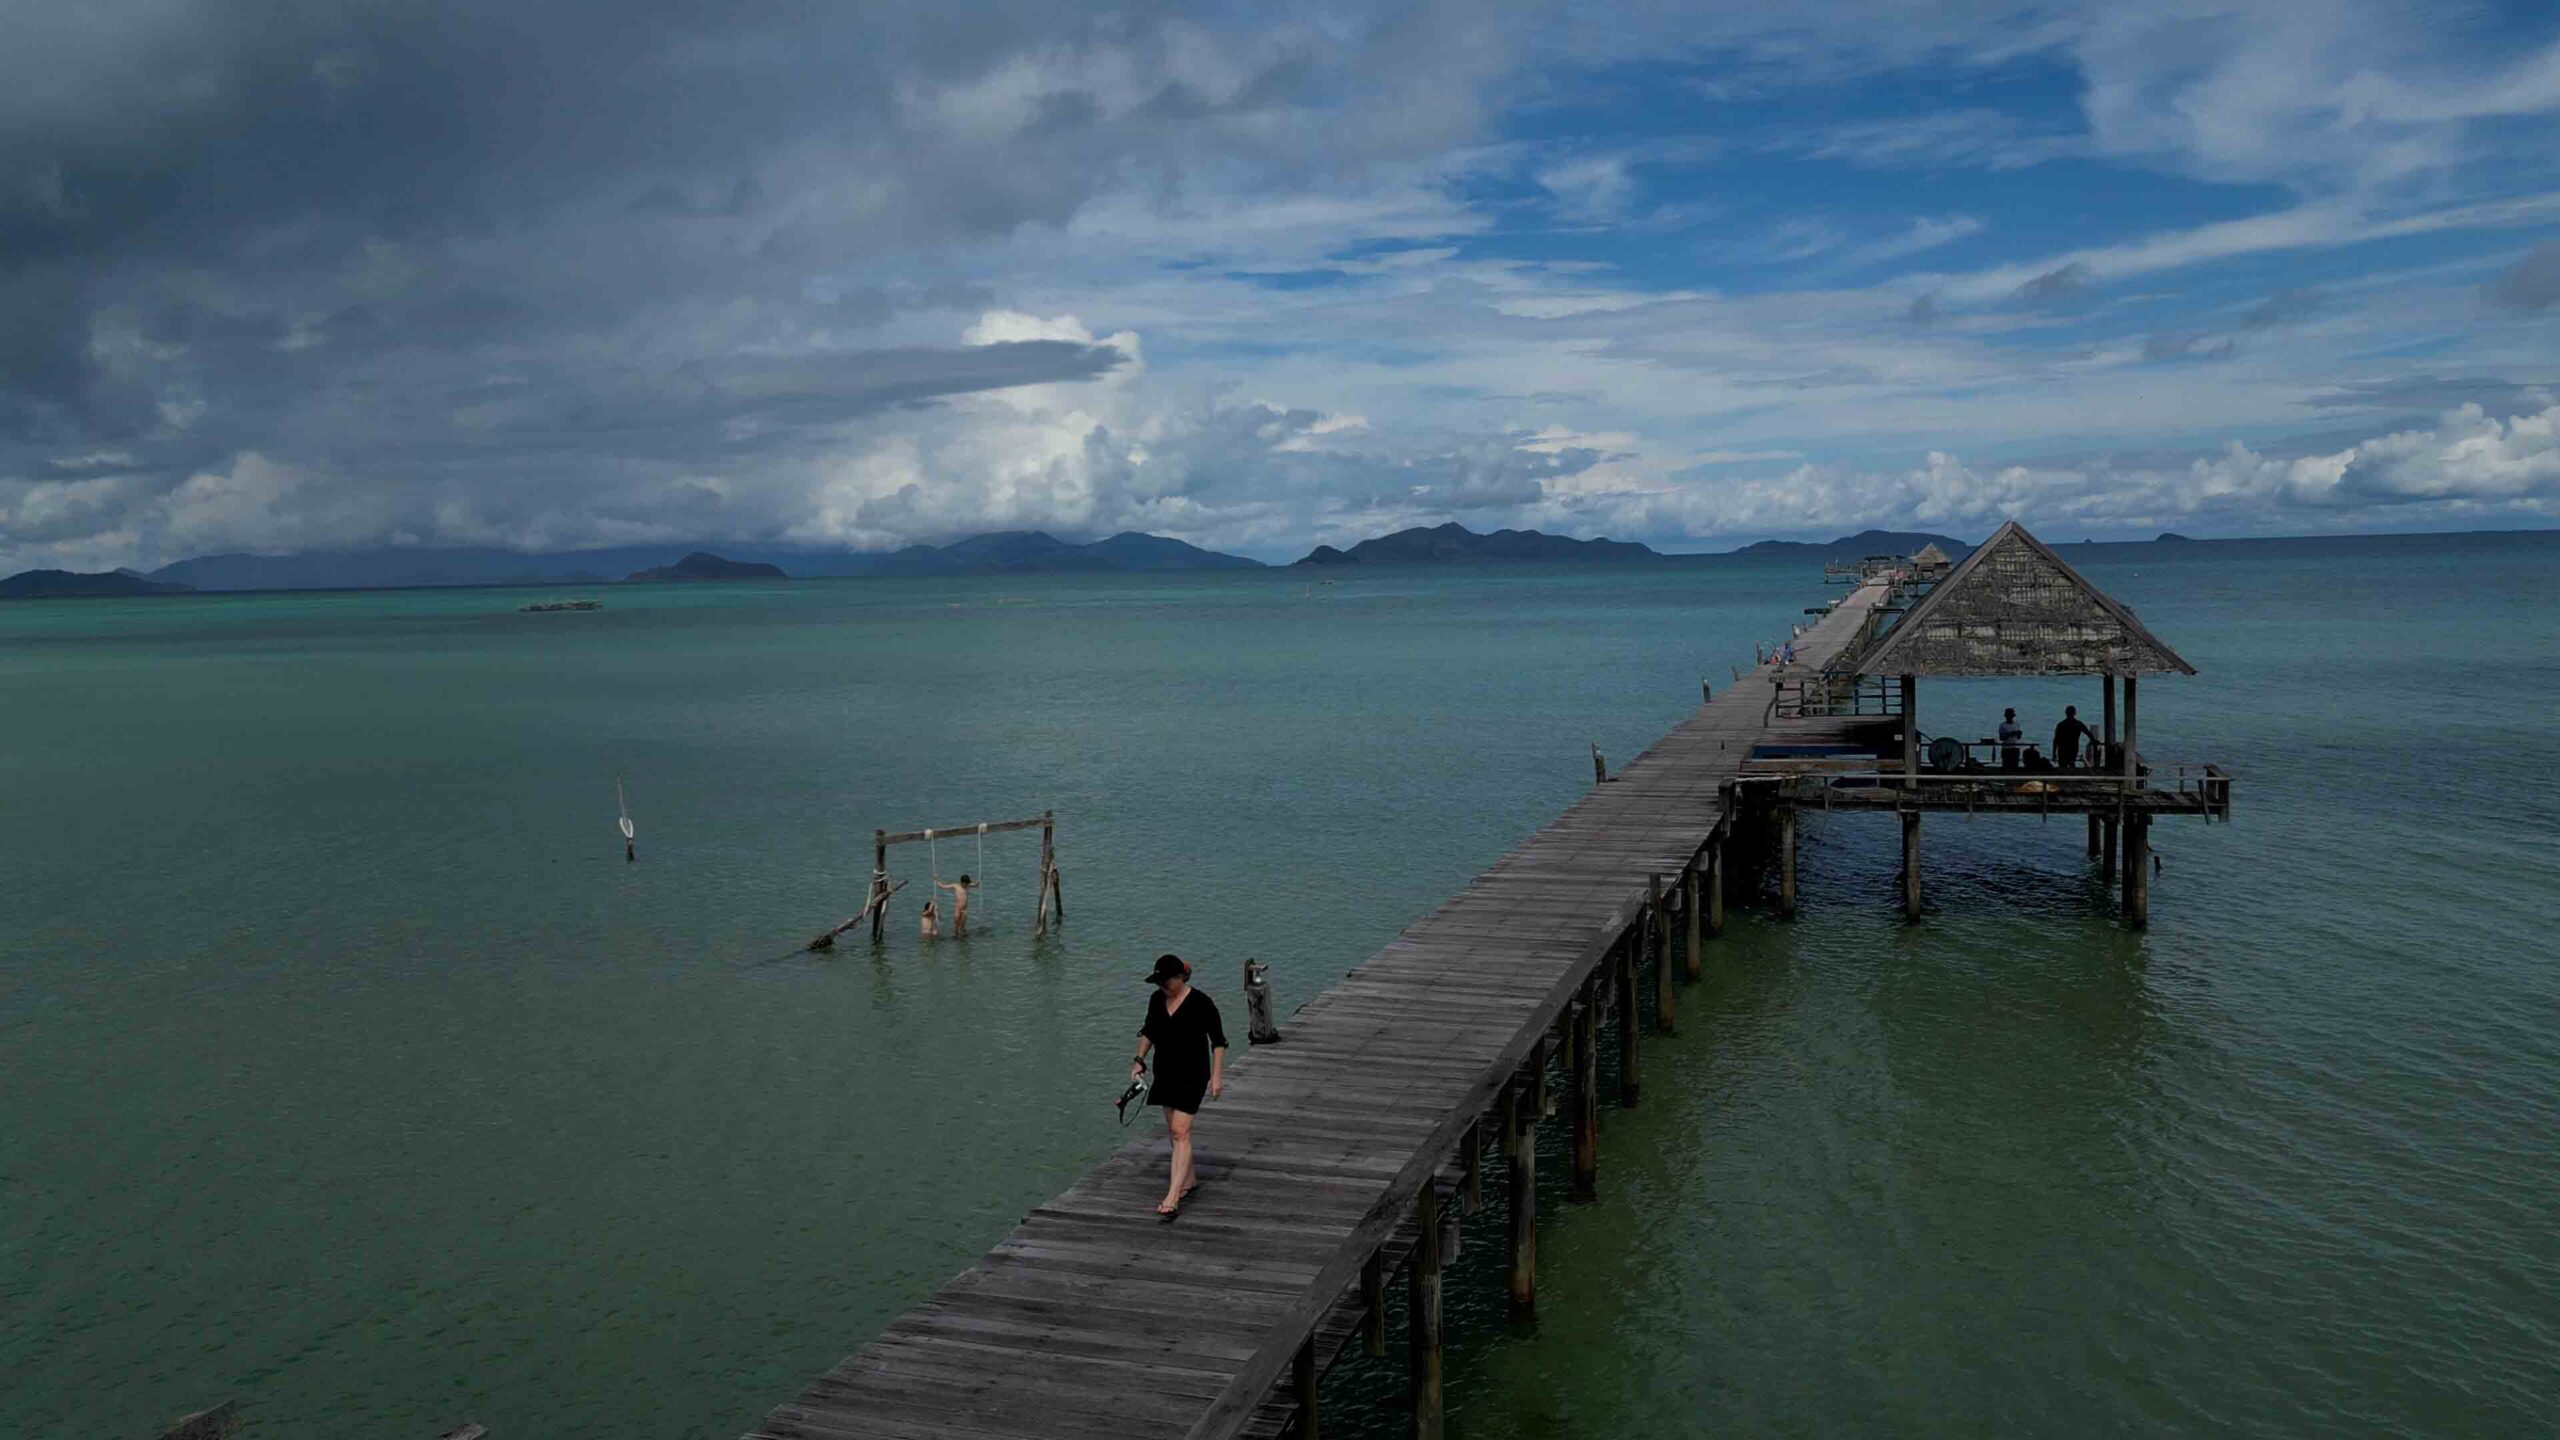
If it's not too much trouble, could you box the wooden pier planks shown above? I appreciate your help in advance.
[743,580,1898,1440]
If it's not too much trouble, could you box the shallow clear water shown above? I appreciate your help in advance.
[4,536,2556,1438]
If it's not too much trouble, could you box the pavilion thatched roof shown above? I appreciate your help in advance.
[1911,542,1951,567]
[1854,521,2194,677]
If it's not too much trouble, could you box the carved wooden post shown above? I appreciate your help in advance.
[1243,959,1283,1044]
[1505,1078,1536,1317]
[1591,743,1606,785]
[1408,1182,1443,1440]
[1571,987,1598,1200]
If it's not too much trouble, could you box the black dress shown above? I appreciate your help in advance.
[1141,989,1227,1114]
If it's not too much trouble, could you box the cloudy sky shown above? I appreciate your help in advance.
[4,0,2559,569]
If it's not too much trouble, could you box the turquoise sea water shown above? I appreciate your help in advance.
[5,534,2557,1437]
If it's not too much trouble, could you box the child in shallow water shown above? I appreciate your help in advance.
[919,900,939,939]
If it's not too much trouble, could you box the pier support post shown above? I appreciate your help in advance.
[1616,937,1643,1108]
[1682,866,1702,981]
[1459,1122,1483,1216]
[2123,813,2151,929]
[1362,1250,1388,1357]
[1408,1183,1443,1440]
[2101,676,2120,881]
[1295,1336,1321,1440]
[1901,810,1922,924]
[1505,1081,1536,1318]
[1778,808,1799,918]
[2087,812,2102,859]
[1707,835,1725,936]
[1650,877,1675,1034]
[1571,988,1597,1201]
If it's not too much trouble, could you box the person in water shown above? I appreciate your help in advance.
[1132,953,1226,1219]
[935,873,974,937]
[2052,705,2093,769]
[918,899,939,939]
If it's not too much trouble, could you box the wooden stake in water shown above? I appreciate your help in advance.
[616,778,635,862]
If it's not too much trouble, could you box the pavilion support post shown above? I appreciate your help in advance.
[872,830,889,942]
[1900,674,1918,786]
[1570,987,1598,1201]
[1682,865,1703,981]
[1408,1182,1443,1440]
[1707,834,1725,936]
[1295,1336,1321,1440]
[1778,808,1799,918]
[2124,813,2151,929]
[1616,937,1643,1108]
[1901,810,1922,924]
[1650,878,1675,1034]
[2101,676,2120,881]
[1505,1081,1536,1318]
[1362,1250,1388,1357]
[2087,813,2102,858]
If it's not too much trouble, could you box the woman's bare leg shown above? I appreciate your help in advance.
[1160,1110,1194,1212]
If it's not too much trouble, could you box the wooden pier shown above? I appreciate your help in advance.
[744,579,1899,1440]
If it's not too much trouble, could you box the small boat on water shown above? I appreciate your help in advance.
[521,599,603,612]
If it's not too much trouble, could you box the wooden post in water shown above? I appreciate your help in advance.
[1708,832,1726,936]
[1682,865,1703,980]
[1570,987,1598,1200]
[1362,1250,1388,1357]
[1778,807,1799,917]
[1459,1121,1483,1215]
[1650,877,1675,1034]
[1505,1078,1536,1317]
[871,830,889,942]
[1900,674,1918,784]
[2100,676,2119,881]
[1616,935,1643,1108]
[1901,810,1922,923]
[1408,1182,1444,1440]
[1295,1336,1321,1440]
[2124,813,2151,928]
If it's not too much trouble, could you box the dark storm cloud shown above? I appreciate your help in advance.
[0,0,1524,566]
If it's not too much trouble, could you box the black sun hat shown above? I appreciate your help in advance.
[1145,953,1191,985]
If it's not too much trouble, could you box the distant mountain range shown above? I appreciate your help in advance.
[1728,529,1974,559]
[1296,523,1658,566]
[623,552,785,583]
[0,568,195,600]
[135,531,1259,591]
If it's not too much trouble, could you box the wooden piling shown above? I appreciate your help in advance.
[1362,1250,1388,1357]
[2101,676,2120,880]
[1408,1182,1444,1440]
[1649,877,1675,1034]
[1615,937,1642,1108]
[1901,809,1922,924]
[1294,1336,1321,1440]
[1707,833,1725,936]
[1682,865,1702,980]
[1778,808,1799,918]
[1570,989,1597,1201]
[2124,812,2151,929]
[871,830,888,942]
[1459,1121,1483,1215]
[1505,1080,1536,1317]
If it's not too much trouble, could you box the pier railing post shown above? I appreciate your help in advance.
[1616,935,1643,1107]
[1571,987,1598,1200]
[1649,877,1675,1034]
[1505,1079,1536,1318]
[1408,1182,1443,1440]
[1682,865,1702,980]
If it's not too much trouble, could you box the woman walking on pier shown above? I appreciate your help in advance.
[1133,954,1226,1219]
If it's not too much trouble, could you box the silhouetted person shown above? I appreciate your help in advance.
[2052,705,2092,769]
[1998,707,2022,769]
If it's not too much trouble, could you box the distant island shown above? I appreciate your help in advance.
[0,568,195,601]
[1728,529,1973,559]
[623,552,786,583]
[2157,532,2194,542]
[1295,522,1657,566]
[138,530,1258,591]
